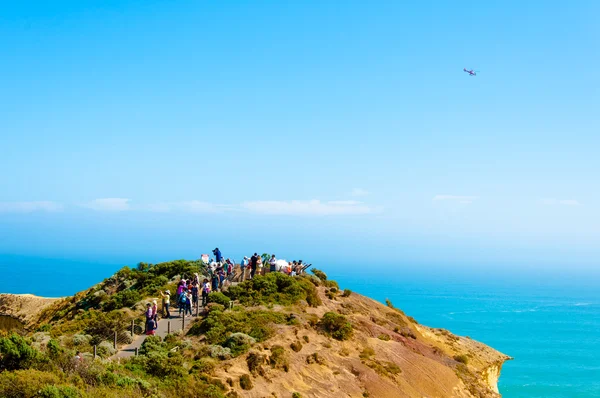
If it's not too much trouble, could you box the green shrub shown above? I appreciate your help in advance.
[0,333,44,371]
[269,345,289,371]
[360,347,375,359]
[208,292,231,307]
[290,341,303,352]
[224,333,256,357]
[305,352,324,365]
[189,308,287,346]
[96,341,116,358]
[209,345,232,360]
[239,374,253,390]
[226,273,321,307]
[292,393,302,398]
[311,269,327,281]
[324,280,339,289]
[0,369,60,397]
[377,334,391,341]
[103,289,141,311]
[38,385,82,398]
[246,351,266,376]
[318,312,353,341]
[342,289,352,297]
[454,354,469,365]
[302,335,309,343]
[191,357,218,374]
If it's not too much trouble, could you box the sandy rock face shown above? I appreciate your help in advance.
[214,288,511,398]
[0,293,60,325]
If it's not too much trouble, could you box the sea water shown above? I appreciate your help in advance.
[329,270,600,398]
[1,255,598,397]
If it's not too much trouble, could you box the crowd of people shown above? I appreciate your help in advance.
[143,247,311,335]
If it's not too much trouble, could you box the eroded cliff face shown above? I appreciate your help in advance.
[213,289,511,398]
[0,293,60,327]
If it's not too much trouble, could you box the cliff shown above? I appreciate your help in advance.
[0,261,511,398]
[0,293,60,326]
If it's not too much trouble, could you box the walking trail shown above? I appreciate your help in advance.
[114,311,201,359]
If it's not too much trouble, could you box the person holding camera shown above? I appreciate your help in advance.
[213,247,223,264]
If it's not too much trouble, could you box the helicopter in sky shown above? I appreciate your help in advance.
[463,68,478,76]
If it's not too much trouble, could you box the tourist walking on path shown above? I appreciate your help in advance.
[269,254,277,273]
[202,278,210,307]
[160,290,171,318]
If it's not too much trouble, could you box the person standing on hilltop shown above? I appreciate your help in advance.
[160,290,171,318]
[240,256,249,281]
[256,254,264,276]
[213,247,222,264]
[269,254,277,273]
[250,253,258,279]
[211,272,219,292]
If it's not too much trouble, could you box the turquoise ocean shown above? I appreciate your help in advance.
[1,255,599,397]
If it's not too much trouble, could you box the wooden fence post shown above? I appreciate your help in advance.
[162,297,166,317]
[167,321,171,334]
[131,320,135,337]
[113,330,117,349]
[135,347,139,356]
[93,345,97,359]
[182,311,185,330]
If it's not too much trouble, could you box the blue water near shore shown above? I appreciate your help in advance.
[1,254,599,397]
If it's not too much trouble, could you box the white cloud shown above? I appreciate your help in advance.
[351,188,370,197]
[178,201,232,213]
[433,195,479,204]
[540,198,581,206]
[241,200,376,216]
[81,198,131,211]
[0,201,63,213]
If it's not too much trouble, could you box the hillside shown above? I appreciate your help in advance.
[0,259,510,398]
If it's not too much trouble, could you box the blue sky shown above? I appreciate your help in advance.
[0,1,598,273]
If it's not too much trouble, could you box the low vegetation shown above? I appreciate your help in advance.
[225,272,321,307]
[317,312,353,341]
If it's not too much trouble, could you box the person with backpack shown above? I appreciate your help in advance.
[178,290,187,316]
[185,289,193,316]
[202,278,211,307]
